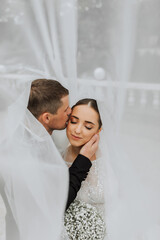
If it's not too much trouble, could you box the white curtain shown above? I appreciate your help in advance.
[0,0,160,239]
[77,1,160,239]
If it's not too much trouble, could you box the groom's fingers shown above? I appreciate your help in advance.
[90,134,99,146]
[90,134,99,152]
[84,134,99,147]
[80,134,100,160]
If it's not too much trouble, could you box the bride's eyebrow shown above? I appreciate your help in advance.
[85,121,95,125]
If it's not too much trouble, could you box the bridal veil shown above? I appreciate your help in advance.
[0,0,160,239]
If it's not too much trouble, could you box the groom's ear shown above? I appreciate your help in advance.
[39,112,50,124]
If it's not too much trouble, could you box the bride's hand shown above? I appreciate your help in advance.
[80,134,99,160]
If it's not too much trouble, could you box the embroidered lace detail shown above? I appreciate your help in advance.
[65,159,105,217]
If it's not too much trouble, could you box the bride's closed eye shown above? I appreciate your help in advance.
[70,116,78,124]
[70,120,77,124]
[85,126,92,130]
[70,120,92,130]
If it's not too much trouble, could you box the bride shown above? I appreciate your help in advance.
[63,98,106,239]
[0,1,159,238]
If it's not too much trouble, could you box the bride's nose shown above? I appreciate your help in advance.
[74,124,82,134]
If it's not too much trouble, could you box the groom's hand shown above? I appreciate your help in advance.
[80,134,99,160]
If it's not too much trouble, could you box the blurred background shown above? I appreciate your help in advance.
[0,0,160,239]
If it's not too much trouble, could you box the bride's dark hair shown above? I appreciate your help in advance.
[72,98,102,129]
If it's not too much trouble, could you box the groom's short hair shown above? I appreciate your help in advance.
[27,79,69,118]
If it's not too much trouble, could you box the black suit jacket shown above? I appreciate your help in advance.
[66,154,92,210]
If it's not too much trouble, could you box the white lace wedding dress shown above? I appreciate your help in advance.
[0,195,6,240]
[63,148,107,240]
[66,159,105,218]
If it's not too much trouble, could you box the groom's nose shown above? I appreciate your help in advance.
[67,107,72,116]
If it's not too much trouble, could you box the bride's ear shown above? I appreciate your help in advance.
[97,127,102,133]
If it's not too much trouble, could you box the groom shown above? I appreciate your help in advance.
[27,78,99,209]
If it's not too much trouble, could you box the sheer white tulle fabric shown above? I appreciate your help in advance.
[0,195,6,240]
[0,1,76,239]
[0,80,69,240]
[0,0,160,240]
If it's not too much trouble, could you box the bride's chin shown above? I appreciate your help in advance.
[69,140,83,148]
[70,142,82,148]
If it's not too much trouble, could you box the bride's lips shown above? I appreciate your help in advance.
[71,134,82,140]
